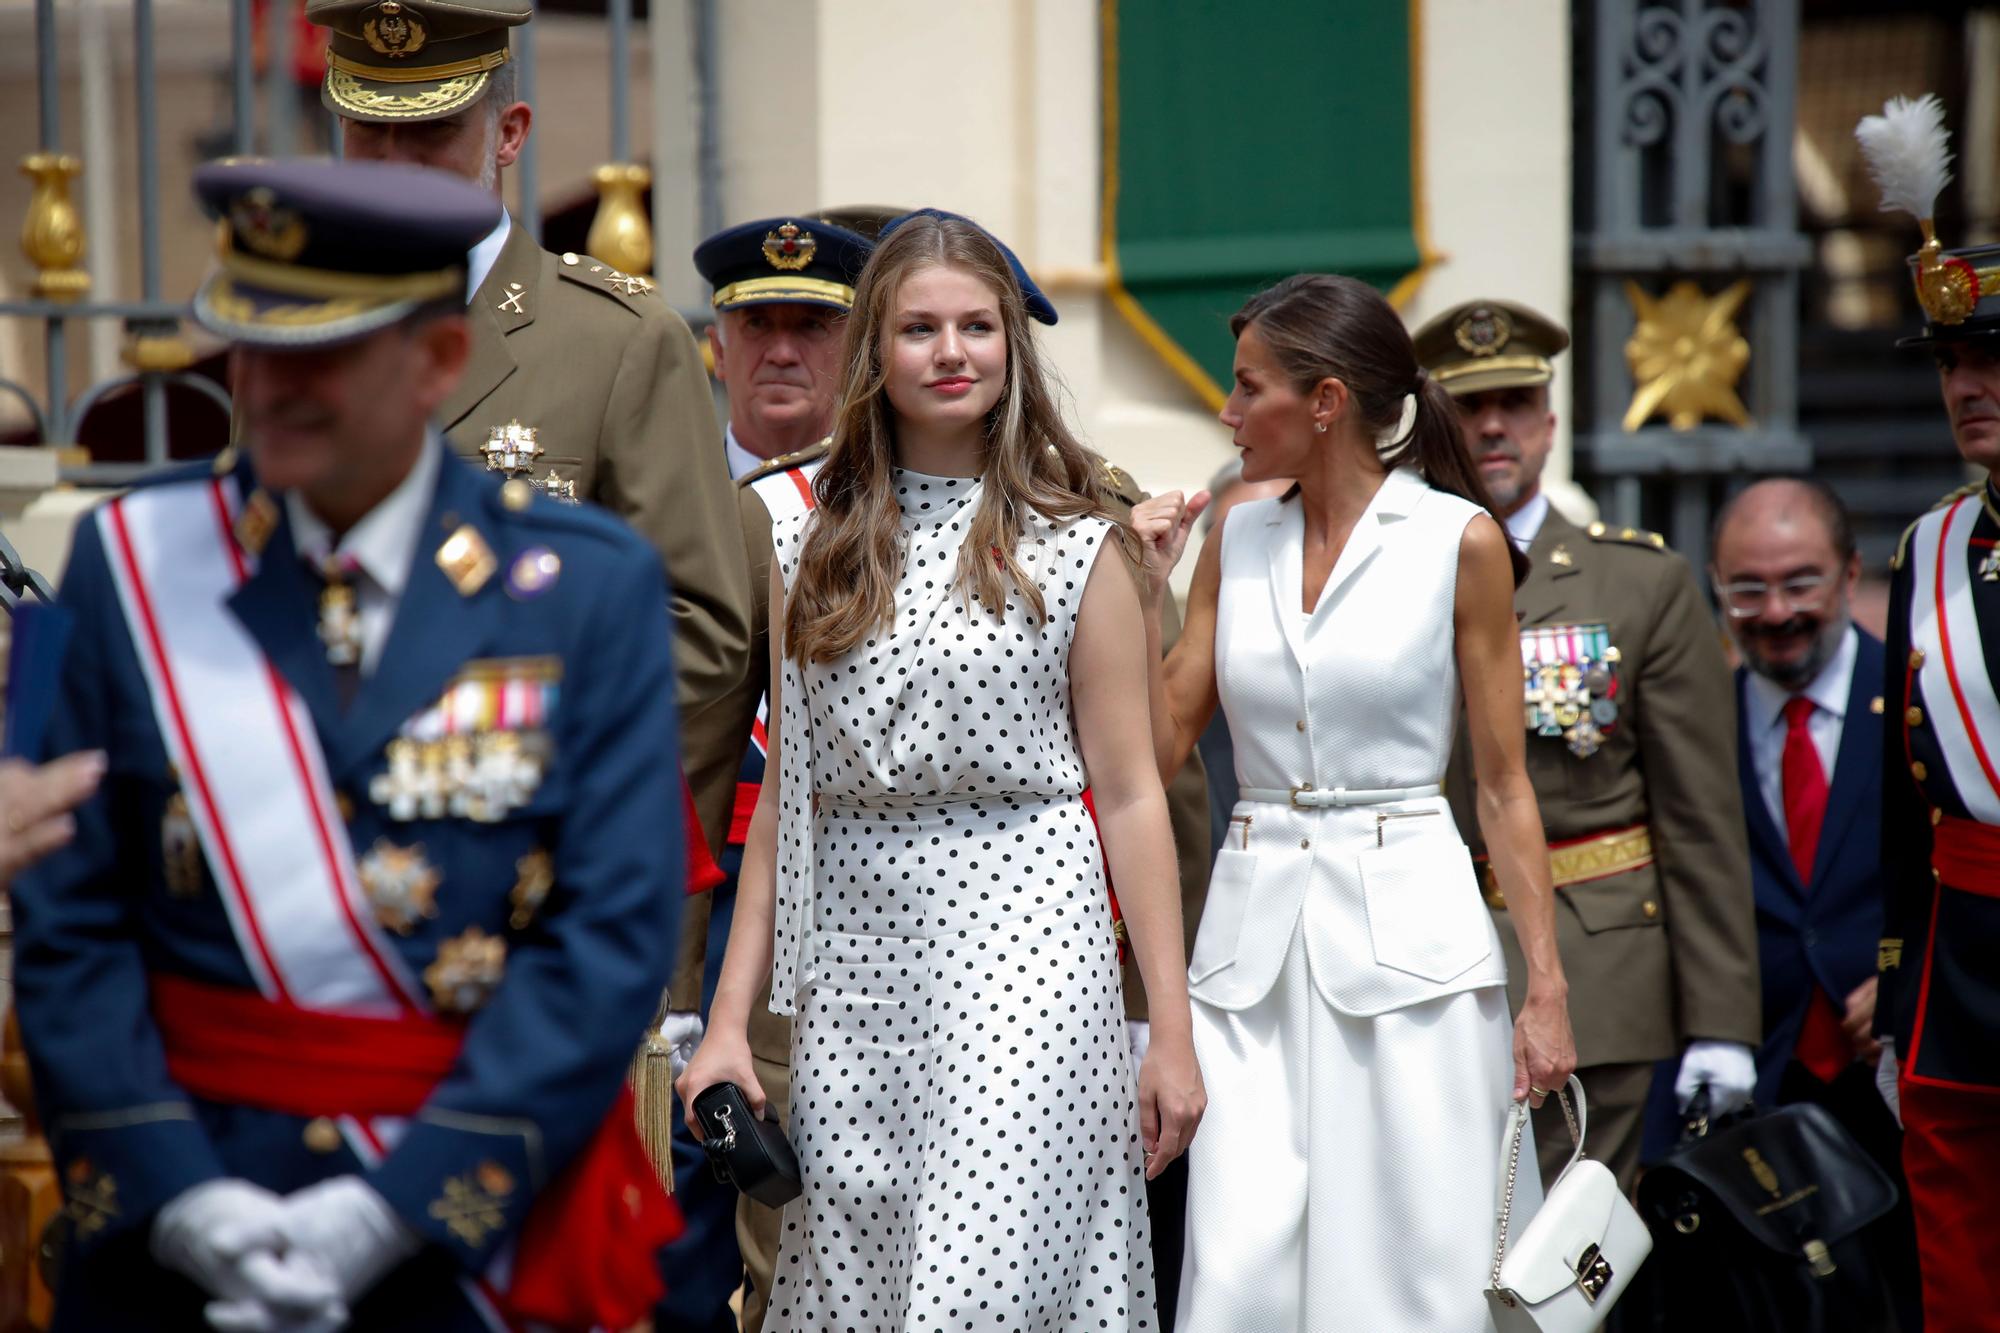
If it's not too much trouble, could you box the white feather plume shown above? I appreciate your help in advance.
[1855,93,1953,222]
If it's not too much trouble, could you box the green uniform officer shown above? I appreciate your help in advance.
[1417,299,1761,1192]
[306,0,752,807]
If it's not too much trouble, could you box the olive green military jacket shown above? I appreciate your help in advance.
[667,449,1214,1046]
[1443,506,1761,1067]
[446,226,752,812]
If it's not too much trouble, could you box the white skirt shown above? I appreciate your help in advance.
[1176,926,1536,1332]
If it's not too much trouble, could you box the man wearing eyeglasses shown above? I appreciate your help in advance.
[1691,480,1921,1319]
[1417,298,1760,1196]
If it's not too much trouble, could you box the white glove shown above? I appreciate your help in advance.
[203,1254,350,1333]
[1876,1039,1902,1128]
[151,1179,344,1327]
[1127,1020,1151,1067]
[275,1176,421,1309]
[659,1011,706,1080]
[1675,1039,1758,1116]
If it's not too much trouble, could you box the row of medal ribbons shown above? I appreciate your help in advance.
[1519,622,1621,759]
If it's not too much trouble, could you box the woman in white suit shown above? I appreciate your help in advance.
[1133,274,1576,1331]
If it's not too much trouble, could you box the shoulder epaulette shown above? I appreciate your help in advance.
[1892,481,1982,570]
[738,438,831,488]
[555,251,657,308]
[1090,454,1145,507]
[1584,520,1668,552]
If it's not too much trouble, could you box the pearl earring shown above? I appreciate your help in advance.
[1315,421,1327,434]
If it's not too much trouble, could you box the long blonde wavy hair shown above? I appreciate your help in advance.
[785,212,1119,664]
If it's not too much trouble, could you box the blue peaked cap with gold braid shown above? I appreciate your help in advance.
[190,158,500,348]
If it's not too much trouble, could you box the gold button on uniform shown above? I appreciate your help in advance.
[1907,706,1924,727]
[303,1118,342,1154]
[1933,807,1944,826]
[1910,648,1927,669]
[1641,900,1659,919]
[1913,761,1928,782]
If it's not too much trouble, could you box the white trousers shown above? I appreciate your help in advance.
[1176,927,1536,1332]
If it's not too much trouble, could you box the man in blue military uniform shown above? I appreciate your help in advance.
[9,159,682,1332]
[1860,93,2000,1331]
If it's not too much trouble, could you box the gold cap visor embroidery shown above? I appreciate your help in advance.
[711,275,856,311]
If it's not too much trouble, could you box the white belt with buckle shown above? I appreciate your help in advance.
[1238,783,1442,809]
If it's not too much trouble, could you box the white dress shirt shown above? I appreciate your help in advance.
[285,440,441,676]
[1504,492,1549,551]
[724,423,765,482]
[1742,624,1858,840]
[465,212,511,304]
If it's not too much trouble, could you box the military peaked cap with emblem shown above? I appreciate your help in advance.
[877,208,1060,326]
[191,158,500,347]
[693,216,873,314]
[307,0,530,123]
[1411,298,1571,397]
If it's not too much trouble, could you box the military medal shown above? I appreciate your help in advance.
[425,926,507,1013]
[481,420,543,476]
[1520,622,1620,758]
[357,839,441,934]
[371,658,561,823]
[537,469,578,504]
[316,565,363,668]
[510,849,554,929]
[162,788,204,898]
[1979,545,2000,581]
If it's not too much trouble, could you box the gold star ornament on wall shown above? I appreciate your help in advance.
[1621,279,1752,432]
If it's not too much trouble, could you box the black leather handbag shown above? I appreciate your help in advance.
[692,1082,802,1208]
[1630,1097,1902,1333]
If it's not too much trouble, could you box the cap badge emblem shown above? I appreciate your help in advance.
[762,222,817,272]
[364,1,428,58]
[230,188,308,263]
[1454,306,1512,357]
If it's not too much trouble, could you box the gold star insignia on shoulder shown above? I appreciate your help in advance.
[1549,544,1573,567]
[1585,522,1667,552]
[604,269,655,297]
[436,525,496,597]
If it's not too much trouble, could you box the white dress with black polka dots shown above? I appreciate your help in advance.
[764,470,1156,1332]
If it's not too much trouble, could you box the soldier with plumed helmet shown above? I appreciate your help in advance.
[1857,91,2000,1332]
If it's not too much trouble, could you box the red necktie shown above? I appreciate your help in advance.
[1782,694,1849,1082]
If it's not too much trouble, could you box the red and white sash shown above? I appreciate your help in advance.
[1908,496,2000,824]
[99,478,427,1016]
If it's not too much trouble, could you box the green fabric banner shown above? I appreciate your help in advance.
[1103,0,1428,406]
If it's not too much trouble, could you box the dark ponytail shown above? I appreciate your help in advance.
[1231,274,1529,586]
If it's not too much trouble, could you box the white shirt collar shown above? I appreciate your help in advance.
[1505,492,1549,550]
[466,211,512,304]
[724,423,765,482]
[1743,623,1859,736]
[285,436,441,597]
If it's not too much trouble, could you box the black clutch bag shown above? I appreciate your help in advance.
[1630,1096,1902,1332]
[692,1082,802,1208]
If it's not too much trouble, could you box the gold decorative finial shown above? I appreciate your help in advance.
[586,164,653,278]
[1621,279,1752,433]
[20,153,89,301]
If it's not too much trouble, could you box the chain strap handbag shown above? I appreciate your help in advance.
[1488,1076,1653,1332]
[691,1082,802,1208]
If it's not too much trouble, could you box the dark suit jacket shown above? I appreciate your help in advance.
[1741,629,1889,1108]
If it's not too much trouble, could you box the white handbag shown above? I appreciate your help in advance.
[1487,1076,1653,1332]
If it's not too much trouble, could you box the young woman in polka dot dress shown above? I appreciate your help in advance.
[678,210,1205,1331]
[1132,275,1577,1331]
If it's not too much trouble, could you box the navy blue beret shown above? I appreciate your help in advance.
[877,208,1058,326]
